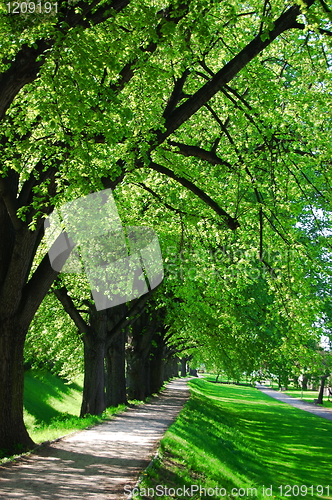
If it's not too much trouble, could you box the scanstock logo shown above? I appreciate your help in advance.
[45,189,164,311]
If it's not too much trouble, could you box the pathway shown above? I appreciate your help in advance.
[0,379,190,500]
[256,384,332,421]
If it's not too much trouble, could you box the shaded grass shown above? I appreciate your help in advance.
[0,369,127,462]
[24,370,83,426]
[135,379,332,500]
[23,370,129,445]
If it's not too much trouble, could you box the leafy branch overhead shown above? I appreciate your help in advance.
[1,0,332,453]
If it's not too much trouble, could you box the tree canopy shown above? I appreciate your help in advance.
[1,0,332,453]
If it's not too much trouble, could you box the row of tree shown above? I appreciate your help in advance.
[1,0,332,455]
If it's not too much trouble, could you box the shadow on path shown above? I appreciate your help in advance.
[0,379,190,500]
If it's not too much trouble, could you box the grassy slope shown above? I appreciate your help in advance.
[135,378,332,500]
[24,369,83,443]
[23,369,125,445]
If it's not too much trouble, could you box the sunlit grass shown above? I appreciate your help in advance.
[134,379,332,500]
[281,388,332,408]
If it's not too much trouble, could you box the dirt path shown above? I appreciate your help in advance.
[256,384,332,421]
[0,379,190,500]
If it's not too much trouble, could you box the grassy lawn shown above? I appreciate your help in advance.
[280,388,332,408]
[133,378,332,500]
[20,370,125,450]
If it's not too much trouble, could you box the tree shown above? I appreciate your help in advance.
[1,0,332,454]
[53,278,151,415]
[0,0,135,454]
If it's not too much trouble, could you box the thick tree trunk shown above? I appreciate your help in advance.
[54,288,111,417]
[316,374,329,405]
[126,346,150,401]
[172,357,180,377]
[0,196,61,454]
[180,357,187,377]
[81,334,106,417]
[126,311,154,401]
[80,310,108,417]
[164,359,176,380]
[0,318,35,455]
[105,329,127,407]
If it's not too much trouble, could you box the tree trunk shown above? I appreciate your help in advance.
[316,374,329,405]
[105,329,127,407]
[164,359,175,381]
[126,350,148,401]
[0,201,62,454]
[54,288,111,417]
[301,374,308,390]
[172,357,179,377]
[80,310,108,417]
[0,318,35,455]
[180,357,187,377]
[126,310,155,401]
[149,334,166,394]
[81,334,106,416]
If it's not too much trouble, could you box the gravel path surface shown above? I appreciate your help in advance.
[256,384,332,421]
[0,378,190,500]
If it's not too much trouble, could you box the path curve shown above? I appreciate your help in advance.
[0,378,190,500]
[256,384,332,421]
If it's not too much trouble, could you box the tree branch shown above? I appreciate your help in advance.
[53,286,90,335]
[148,161,239,229]
[132,182,186,214]
[154,0,315,144]
[168,140,234,170]
[19,232,74,326]
[0,0,131,120]
[107,292,152,344]
[110,3,191,93]
[0,174,22,231]
[163,69,191,119]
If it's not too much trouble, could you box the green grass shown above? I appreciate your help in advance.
[134,379,332,500]
[24,370,83,438]
[204,374,253,386]
[0,369,127,462]
[23,370,128,445]
[281,388,332,408]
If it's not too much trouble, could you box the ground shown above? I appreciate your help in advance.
[0,379,190,500]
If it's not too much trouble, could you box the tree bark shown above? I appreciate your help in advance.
[316,374,329,405]
[301,374,308,390]
[126,310,154,401]
[0,203,63,454]
[80,306,114,417]
[81,336,106,416]
[181,357,189,377]
[0,318,35,455]
[126,352,148,401]
[149,333,166,394]
[105,329,127,407]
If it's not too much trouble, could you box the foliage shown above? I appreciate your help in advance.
[24,291,84,379]
[2,0,332,450]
